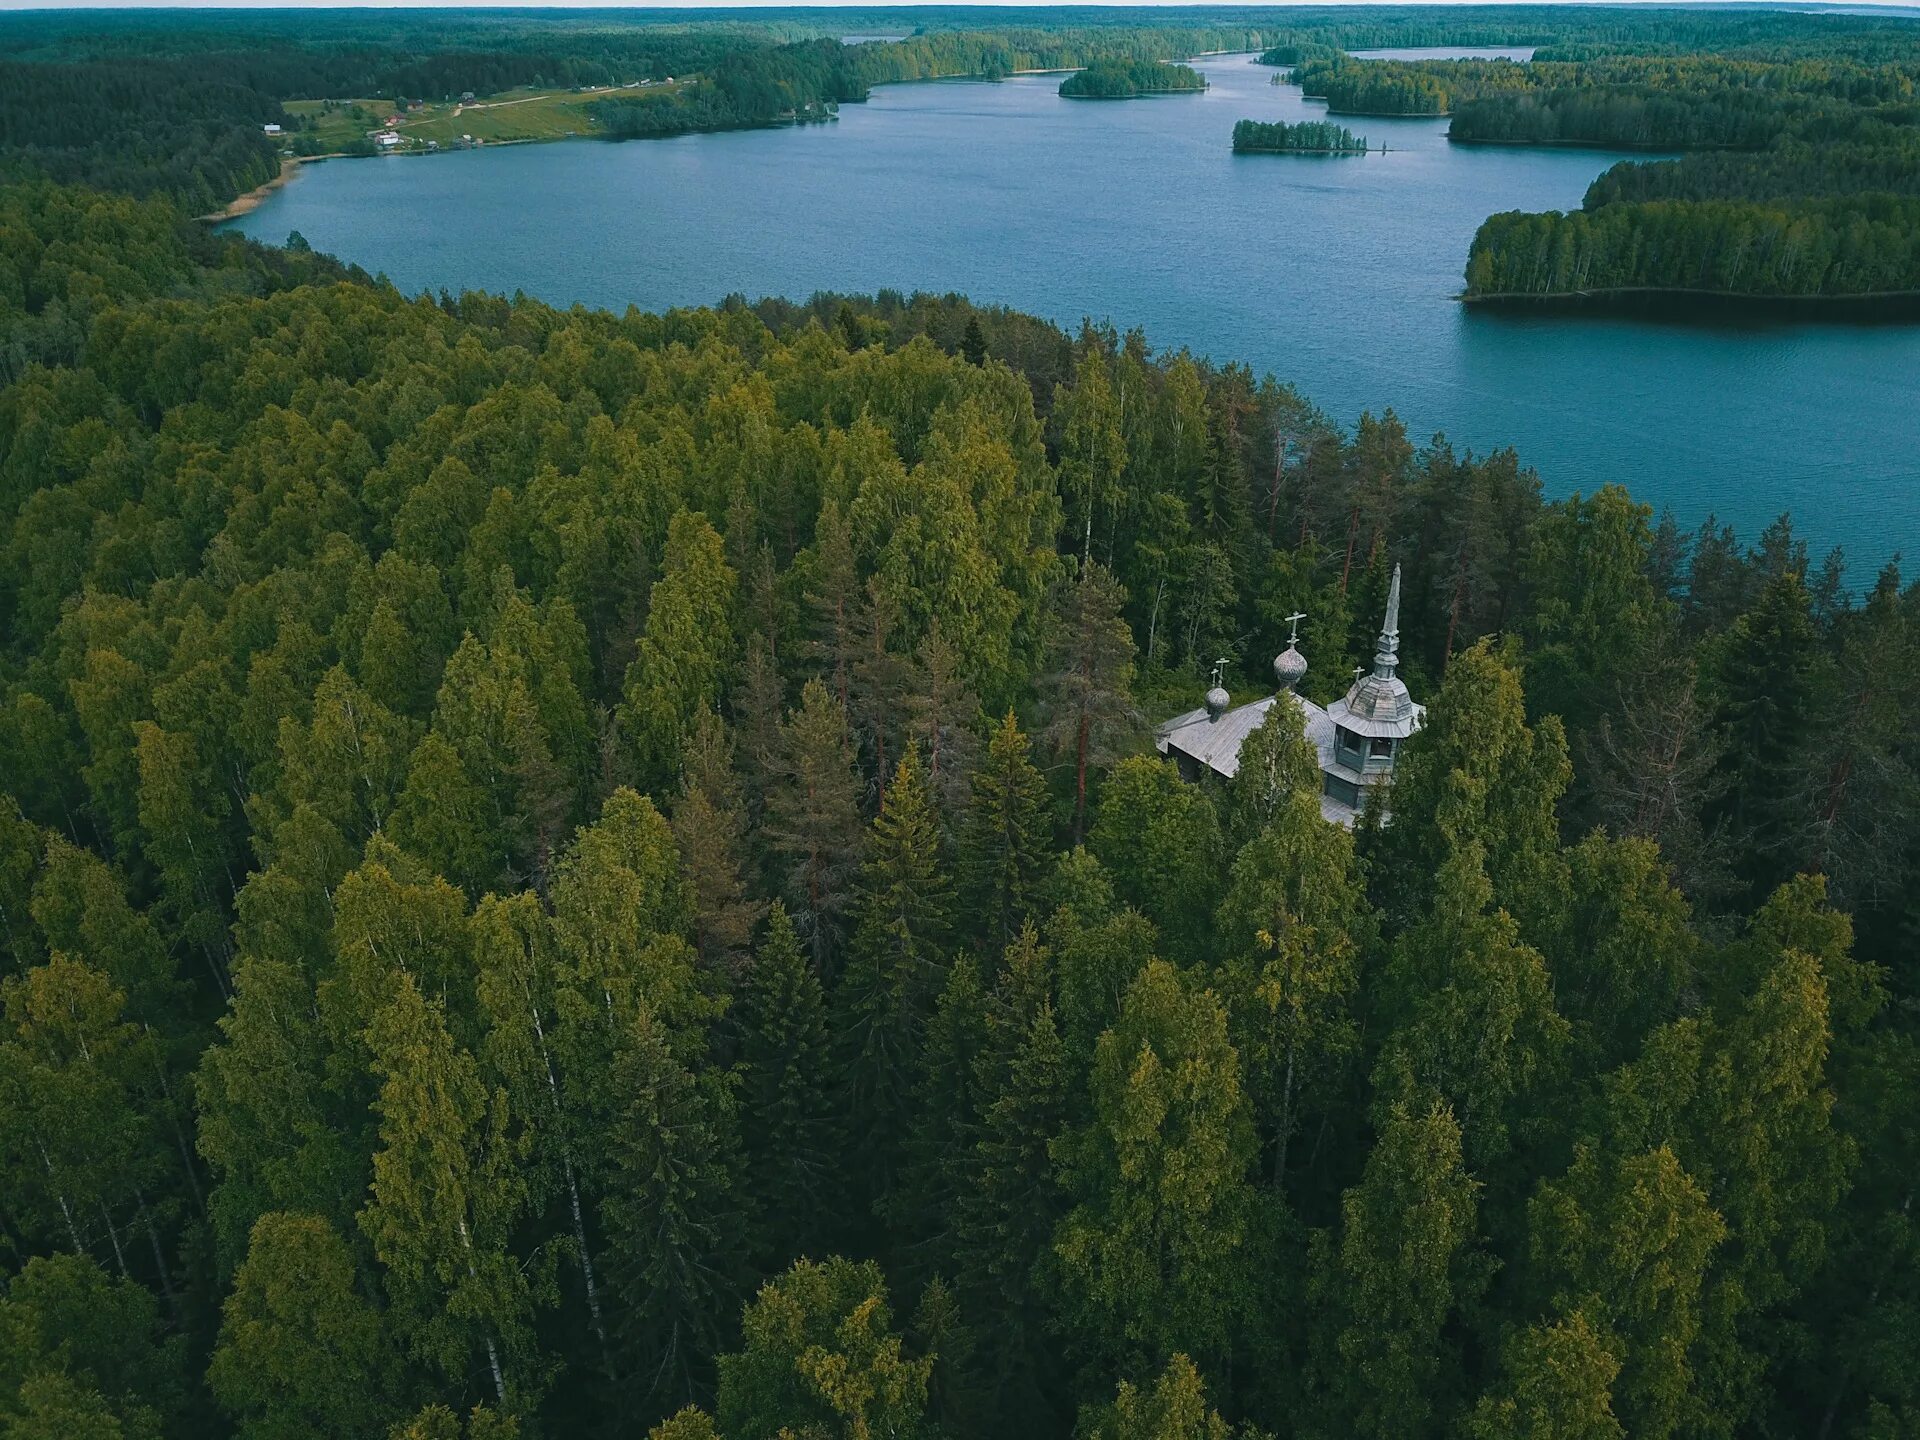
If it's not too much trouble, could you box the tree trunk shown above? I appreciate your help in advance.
[98,1201,130,1278]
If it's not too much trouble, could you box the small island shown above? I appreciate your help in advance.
[1233,118,1371,154]
[1059,58,1208,99]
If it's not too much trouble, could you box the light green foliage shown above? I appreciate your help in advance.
[1526,1145,1724,1440]
[1214,782,1369,1189]
[1376,638,1571,937]
[1374,842,1569,1168]
[623,510,738,792]
[1089,756,1222,962]
[1083,1353,1256,1440]
[210,1212,396,1440]
[1054,959,1258,1373]
[1222,701,1321,851]
[195,957,360,1272]
[357,971,540,1409]
[716,1257,931,1440]
[1467,1312,1626,1440]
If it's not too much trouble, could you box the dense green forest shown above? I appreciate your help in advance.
[1059,59,1206,98]
[1232,119,1369,154]
[2,175,1918,1440]
[1267,22,1920,300]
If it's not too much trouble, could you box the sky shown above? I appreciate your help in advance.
[3,0,1918,9]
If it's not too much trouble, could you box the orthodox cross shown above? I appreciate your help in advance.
[1284,611,1306,646]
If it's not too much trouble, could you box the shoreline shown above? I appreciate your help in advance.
[200,157,306,222]
[1462,286,1920,320]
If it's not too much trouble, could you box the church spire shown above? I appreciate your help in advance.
[1371,563,1402,680]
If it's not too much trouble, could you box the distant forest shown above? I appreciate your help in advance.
[1,174,1917,1440]
[1272,32,1920,300]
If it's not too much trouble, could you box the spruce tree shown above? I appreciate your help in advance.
[600,1006,752,1417]
[764,679,864,972]
[733,903,839,1268]
[835,751,954,1209]
[958,711,1052,955]
[1306,1101,1483,1440]
[1037,562,1139,842]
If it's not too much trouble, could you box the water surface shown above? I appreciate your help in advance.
[228,52,1919,572]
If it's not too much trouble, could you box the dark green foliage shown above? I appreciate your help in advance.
[1059,59,1207,99]
[1232,119,1369,154]
[0,99,1915,1440]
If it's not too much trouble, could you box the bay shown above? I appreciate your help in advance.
[224,50,1920,573]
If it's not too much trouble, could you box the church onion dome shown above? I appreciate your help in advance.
[1274,644,1307,692]
[1205,684,1232,721]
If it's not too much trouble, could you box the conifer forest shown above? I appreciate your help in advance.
[1,7,1919,1440]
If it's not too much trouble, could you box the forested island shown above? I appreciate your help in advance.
[1271,34,1920,302]
[1059,58,1207,98]
[1232,118,1370,154]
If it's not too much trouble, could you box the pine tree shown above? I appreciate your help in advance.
[1213,785,1369,1191]
[620,510,738,794]
[904,620,983,826]
[954,1000,1072,1433]
[671,768,763,980]
[958,711,1052,955]
[1709,567,1827,898]
[889,956,992,1280]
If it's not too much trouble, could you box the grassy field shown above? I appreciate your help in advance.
[283,81,687,152]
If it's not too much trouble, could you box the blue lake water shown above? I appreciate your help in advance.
[226,51,1920,574]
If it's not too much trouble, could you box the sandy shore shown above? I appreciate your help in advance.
[200,158,305,223]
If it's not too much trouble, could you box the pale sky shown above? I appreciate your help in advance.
[3,0,1918,9]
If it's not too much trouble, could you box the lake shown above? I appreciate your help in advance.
[226,51,1920,575]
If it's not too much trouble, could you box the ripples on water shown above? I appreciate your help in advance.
[226,51,1919,573]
